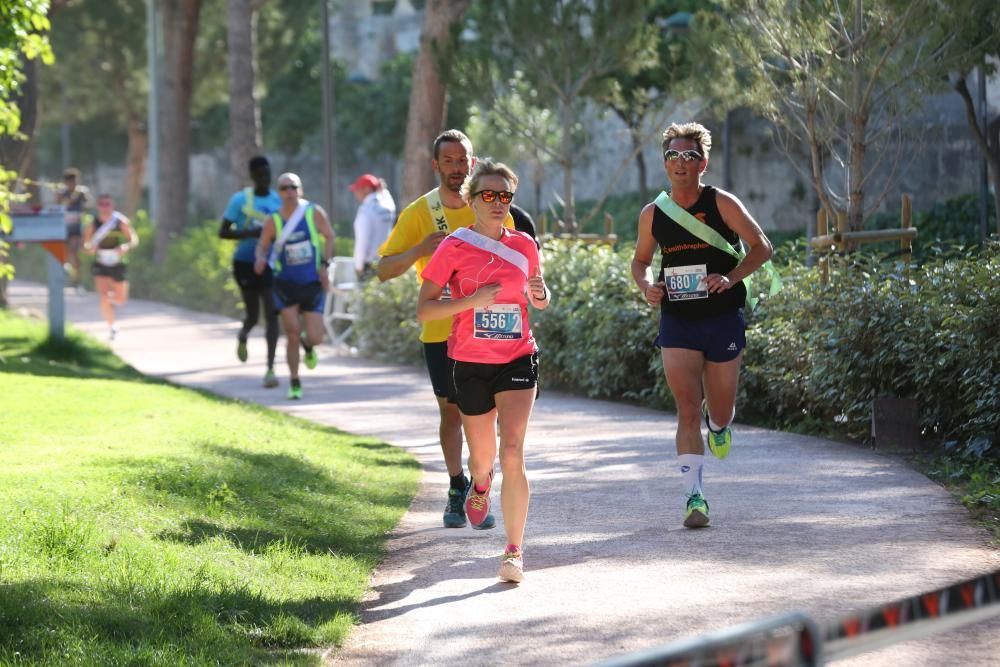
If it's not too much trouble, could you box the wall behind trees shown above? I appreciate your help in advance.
[28,1,998,236]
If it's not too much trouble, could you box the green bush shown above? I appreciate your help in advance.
[352,236,998,459]
[11,211,354,320]
[741,245,1000,448]
[354,270,422,364]
[125,214,243,318]
[530,240,670,406]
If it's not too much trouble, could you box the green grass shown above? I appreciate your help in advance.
[912,453,1000,546]
[0,311,420,665]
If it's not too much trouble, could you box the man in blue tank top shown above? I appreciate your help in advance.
[631,122,774,529]
[253,172,335,400]
[220,155,282,388]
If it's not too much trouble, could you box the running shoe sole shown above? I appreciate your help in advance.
[702,399,732,460]
[683,509,710,528]
[498,557,524,583]
[464,471,494,527]
[304,349,318,369]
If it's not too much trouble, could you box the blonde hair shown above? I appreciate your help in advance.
[662,122,712,159]
[461,157,518,204]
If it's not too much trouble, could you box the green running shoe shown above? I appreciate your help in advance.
[237,338,248,363]
[702,399,732,460]
[684,493,710,528]
[262,368,279,388]
[304,347,318,370]
[287,384,303,400]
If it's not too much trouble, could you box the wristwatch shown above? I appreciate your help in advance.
[320,259,330,267]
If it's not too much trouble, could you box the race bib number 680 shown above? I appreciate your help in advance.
[664,263,708,301]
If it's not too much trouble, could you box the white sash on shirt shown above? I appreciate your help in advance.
[273,200,309,255]
[90,213,120,247]
[452,227,529,278]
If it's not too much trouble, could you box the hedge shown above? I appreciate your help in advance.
[354,236,999,455]
[12,212,353,321]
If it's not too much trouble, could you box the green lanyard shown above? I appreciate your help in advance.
[654,191,782,310]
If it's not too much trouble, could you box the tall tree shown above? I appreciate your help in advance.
[593,1,699,203]
[704,0,975,233]
[226,0,263,190]
[43,0,148,216]
[399,0,470,207]
[0,0,55,306]
[453,0,656,233]
[155,0,202,264]
[947,0,1000,237]
[0,0,67,202]
[464,72,562,216]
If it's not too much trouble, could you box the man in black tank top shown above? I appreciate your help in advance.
[630,122,774,529]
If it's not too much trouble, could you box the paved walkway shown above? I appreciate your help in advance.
[8,280,1000,666]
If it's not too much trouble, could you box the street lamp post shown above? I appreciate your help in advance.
[320,0,335,221]
[146,0,160,225]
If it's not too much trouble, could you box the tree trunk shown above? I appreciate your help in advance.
[956,76,1000,238]
[847,108,867,236]
[399,0,470,207]
[559,100,576,234]
[155,0,202,265]
[991,117,1000,238]
[123,113,148,218]
[226,0,261,191]
[632,125,647,204]
[846,1,866,237]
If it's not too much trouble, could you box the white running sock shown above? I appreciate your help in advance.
[678,453,704,497]
[707,405,735,432]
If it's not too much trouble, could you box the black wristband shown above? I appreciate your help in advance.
[320,259,330,267]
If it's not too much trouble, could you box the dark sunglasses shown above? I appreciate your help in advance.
[279,184,299,191]
[664,149,704,162]
[473,189,514,204]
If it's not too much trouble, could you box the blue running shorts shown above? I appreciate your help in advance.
[656,308,746,362]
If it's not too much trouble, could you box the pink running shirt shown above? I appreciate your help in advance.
[421,227,540,364]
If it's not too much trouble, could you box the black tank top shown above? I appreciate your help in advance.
[90,214,125,249]
[652,185,745,319]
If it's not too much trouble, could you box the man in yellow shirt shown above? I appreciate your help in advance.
[377,129,512,530]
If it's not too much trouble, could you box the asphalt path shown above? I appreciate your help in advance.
[8,280,999,666]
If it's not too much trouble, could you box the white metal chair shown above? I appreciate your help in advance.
[323,256,358,351]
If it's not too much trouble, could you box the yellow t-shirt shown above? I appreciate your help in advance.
[378,188,513,343]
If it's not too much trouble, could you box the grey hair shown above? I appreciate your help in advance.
[276,172,302,188]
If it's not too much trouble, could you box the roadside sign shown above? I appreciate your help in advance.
[6,206,66,242]
[4,205,68,340]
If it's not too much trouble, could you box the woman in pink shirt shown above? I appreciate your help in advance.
[417,158,550,583]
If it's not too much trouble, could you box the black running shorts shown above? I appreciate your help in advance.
[92,262,126,282]
[273,279,324,313]
[451,353,538,416]
[423,341,455,401]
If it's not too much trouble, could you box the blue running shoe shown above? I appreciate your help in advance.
[443,487,467,528]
